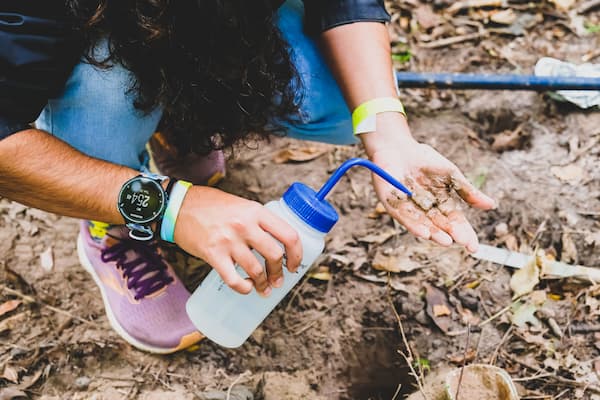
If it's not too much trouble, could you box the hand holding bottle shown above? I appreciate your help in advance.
[174,186,303,296]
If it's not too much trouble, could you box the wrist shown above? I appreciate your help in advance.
[360,113,418,158]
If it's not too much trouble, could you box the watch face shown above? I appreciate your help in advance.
[118,177,166,224]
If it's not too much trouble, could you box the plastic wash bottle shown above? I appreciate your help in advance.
[185,158,412,348]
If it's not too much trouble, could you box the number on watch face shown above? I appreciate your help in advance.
[118,178,165,223]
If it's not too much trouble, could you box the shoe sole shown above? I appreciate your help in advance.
[77,234,201,354]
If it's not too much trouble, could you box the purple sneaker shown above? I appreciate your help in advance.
[77,222,203,353]
[149,133,226,186]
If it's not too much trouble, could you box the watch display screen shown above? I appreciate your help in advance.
[118,177,165,224]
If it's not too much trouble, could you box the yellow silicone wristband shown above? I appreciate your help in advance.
[352,97,406,135]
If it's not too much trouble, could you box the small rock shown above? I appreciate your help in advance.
[74,376,91,390]
[415,309,429,325]
[268,337,287,357]
[197,387,253,400]
[494,222,509,238]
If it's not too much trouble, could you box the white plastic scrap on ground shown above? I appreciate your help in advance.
[535,57,600,108]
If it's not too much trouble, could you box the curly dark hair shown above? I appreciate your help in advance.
[67,0,300,154]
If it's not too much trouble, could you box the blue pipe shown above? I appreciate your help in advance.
[395,71,600,91]
[316,158,412,200]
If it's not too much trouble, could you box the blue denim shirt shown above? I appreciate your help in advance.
[0,0,390,139]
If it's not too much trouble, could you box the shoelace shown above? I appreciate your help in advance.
[100,235,174,300]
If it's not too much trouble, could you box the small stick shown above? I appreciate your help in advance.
[226,371,251,400]
[419,32,487,49]
[454,324,471,400]
[391,383,403,400]
[501,351,600,394]
[0,284,97,327]
[489,326,513,365]
[478,304,511,327]
[387,274,429,400]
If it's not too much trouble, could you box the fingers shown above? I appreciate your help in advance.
[232,246,271,296]
[386,199,453,247]
[450,171,496,210]
[208,254,253,295]
[259,211,302,273]
[248,231,285,288]
[426,207,479,253]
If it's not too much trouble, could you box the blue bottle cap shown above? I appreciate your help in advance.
[282,183,339,233]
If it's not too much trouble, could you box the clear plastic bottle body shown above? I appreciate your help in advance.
[185,198,327,348]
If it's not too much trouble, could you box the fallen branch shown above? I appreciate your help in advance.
[419,32,487,49]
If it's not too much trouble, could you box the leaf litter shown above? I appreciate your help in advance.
[2,1,600,398]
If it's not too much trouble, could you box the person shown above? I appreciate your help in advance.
[0,0,496,354]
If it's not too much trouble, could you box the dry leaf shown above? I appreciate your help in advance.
[273,147,326,164]
[551,0,576,11]
[584,231,600,246]
[40,247,54,272]
[551,164,585,185]
[510,256,540,298]
[491,128,527,152]
[433,304,451,317]
[308,266,332,281]
[371,252,422,274]
[503,234,519,252]
[356,229,397,244]
[491,9,517,25]
[510,302,542,328]
[1,366,18,384]
[0,300,21,317]
[457,306,481,325]
[0,387,27,400]
[561,232,578,264]
[368,202,387,219]
[414,4,442,30]
[447,0,503,14]
[425,284,452,333]
[448,349,477,364]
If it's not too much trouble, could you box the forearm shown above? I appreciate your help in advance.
[0,129,136,223]
[318,22,414,156]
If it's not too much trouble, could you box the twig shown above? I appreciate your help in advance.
[571,323,600,334]
[0,284,98,327]
[512,372,555,382]
[226,371,251,400]
[454,324,471,400]
[419,32,487,49]
[501,351,600,394]
[386,274,429,400]
[478,302,513,328]
[391,383,402,400]
[578,0,600,13]
[489,326,513,365]
[553,388,570,399]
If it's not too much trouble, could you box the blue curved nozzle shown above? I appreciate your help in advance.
[315,158,412,200]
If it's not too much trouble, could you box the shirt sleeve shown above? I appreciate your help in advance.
[0,2,82,139]
[302,0,391,35]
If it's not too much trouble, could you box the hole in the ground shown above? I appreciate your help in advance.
[344,330,417,400]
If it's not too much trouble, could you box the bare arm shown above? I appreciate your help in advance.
[0,129,136,223]
[0,128,303,295]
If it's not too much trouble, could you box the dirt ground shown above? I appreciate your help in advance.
[1,1,600,399]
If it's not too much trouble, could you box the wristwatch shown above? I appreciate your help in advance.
[117,172,169,241]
